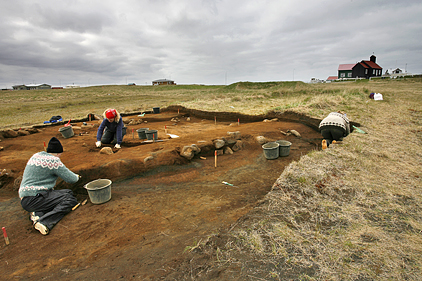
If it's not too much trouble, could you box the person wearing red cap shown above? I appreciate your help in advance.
[96,108,126,149]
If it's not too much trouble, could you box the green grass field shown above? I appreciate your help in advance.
[1,77,422,279]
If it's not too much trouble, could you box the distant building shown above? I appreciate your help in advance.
[326,76,338,81]
[309,78,323,83]
[338,64,355,79]
[385,68,402,75]
[12,84,27,90]
[352,55,382,79]
[338,55,383,79]
[12,84,51,90]
[66,85,80,88]
[152,79,176,85]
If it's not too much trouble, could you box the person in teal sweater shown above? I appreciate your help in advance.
[19,137,80,235]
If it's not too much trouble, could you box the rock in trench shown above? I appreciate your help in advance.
[100,147,113,155]
[213,139,226,149]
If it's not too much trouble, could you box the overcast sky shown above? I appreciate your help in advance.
[1,0,421,88]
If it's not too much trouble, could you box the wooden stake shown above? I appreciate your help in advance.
[215,150,217,168]
[215,116,216,125]
[178,108,179,115]
[72,203,81,211]
[238,118,240,126]
[165,125,167,134]
[132,128,134,139]
[2,227,9,245]
[44,141,46,151]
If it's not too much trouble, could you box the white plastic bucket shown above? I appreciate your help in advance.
[84,179,112,204]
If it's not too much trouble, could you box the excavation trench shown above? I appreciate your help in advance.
[0,108,353,280]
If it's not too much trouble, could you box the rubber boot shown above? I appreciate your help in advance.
[322,139,327,150]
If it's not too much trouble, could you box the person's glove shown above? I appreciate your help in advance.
[95,141,101,147]
[114,144,121,149]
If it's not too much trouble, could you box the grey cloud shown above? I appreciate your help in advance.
[1,0,421,88]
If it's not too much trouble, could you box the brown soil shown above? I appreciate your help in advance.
[0,107,324,280]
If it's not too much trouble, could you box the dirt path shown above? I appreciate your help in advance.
[0,109,322,280]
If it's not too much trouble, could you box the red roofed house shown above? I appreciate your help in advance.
[338,55,383,79]
[338,64,355,79]
[326,76,338,82]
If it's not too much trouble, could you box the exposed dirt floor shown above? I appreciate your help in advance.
[0,108,324,280]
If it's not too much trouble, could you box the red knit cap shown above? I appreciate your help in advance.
[105,109,117,119]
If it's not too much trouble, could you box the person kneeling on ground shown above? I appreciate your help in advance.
[95,108,126,149]
[319,111,352,149]
[19,137,81,235]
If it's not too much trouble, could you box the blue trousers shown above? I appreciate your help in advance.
[21,189,78,231]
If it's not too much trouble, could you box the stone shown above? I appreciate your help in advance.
[27,128,38,134]
[256,136,267,145]
[3,129,18,138]
[288,129,301,138]
[213,139,225,149]
[17,130,30,136]
[144,156,154,164]
[216,149,224,156]
[226,139,237,146]
[232,140,244,152]
[100,147,113,155]
[180,146,195,160]
[227,131,241,140]
[224,147,233,155]
[190,144,201,154]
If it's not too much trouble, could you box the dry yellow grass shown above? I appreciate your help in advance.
[188,79,422,280]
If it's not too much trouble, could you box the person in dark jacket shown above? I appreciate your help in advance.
[319,111,351,149]
[96,108,126,149]
[19,137,80,235]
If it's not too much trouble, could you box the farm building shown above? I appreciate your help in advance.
[338,55,383,79]
[12,84,51,90]
[152,79,176,85]
[66,85,80,89]
[338,64,355,79]
[326,76,338,81]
